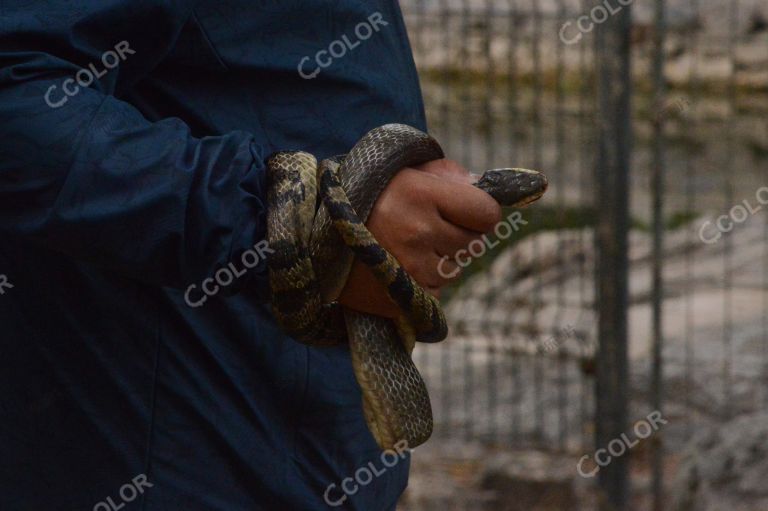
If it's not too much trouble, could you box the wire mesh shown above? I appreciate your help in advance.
[401,0,768,507]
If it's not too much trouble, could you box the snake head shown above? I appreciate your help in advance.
[474,168,549,207]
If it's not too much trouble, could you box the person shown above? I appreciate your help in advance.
[0,2,501,510]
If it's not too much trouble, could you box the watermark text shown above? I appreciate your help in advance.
[185,240,274,308]
[699,186,768,244]
[45,41,135,109]
[0,274,13,295]
[298,13,388,79]
[577,411,667,478]
[437,211,527,279]
[323,440,410,507]
[93,473,152,511]
[559,0,635,45]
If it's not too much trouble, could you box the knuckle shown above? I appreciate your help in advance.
[445,159,469,174]
[401,178,422,201]
[402,169,429,195]
[404,221,431,247]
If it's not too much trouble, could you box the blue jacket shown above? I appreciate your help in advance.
[0,1,426,510]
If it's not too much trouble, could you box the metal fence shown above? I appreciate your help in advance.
[401,0,768,508]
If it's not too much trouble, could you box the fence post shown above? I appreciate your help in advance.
[650,0,667,509]
[593,0,633,509]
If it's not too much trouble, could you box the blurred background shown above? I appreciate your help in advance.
[395,1,768,510]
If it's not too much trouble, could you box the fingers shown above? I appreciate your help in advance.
[433,178,502,234]
[420,251,471,288]
[339,262,401,319]
[415,159,502,233]
[433,220,481,261]
[342,160,502,319]
[339,257,446,320]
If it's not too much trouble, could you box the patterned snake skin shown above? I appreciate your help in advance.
[266,124,548,450]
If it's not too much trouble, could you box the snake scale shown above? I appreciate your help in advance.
[266,124,547,450]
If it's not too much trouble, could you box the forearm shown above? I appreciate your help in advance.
[0,2,271,291]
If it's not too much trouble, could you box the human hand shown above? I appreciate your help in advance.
[338,159,501,318]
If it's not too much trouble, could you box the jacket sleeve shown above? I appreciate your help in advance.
[0,1,271,291]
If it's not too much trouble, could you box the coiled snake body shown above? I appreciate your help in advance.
[267,124,547,450]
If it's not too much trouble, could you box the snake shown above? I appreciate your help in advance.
[266,124,547,450]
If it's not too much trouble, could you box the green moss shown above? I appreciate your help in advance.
[666,210,700,230]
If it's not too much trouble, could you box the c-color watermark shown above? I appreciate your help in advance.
[540,323,577,354]
[0,274,13,295]
[298,12,388,79]
[323,440,410,507]
[652,97,691,124]
[699,186,768,244]
[93,474,152,511]
[437,211,527,279]
[185,240,274,308]
[45,41,135,109]
[577,411,667,478]
[559,0,635,45]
